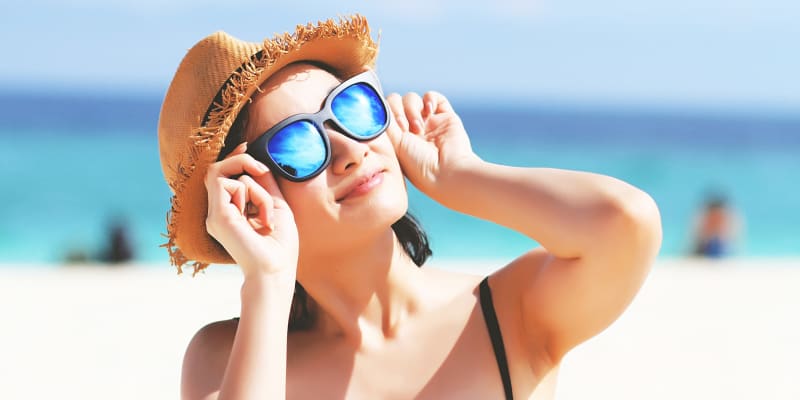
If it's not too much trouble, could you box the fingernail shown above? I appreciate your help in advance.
[256,161,269,172]
[427,101,435,114]
[416,118,425,131]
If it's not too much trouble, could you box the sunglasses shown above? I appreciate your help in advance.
[246,70,390,182]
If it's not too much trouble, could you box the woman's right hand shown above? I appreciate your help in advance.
[204,142,299,279]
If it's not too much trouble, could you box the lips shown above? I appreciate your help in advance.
[336,169,385,201]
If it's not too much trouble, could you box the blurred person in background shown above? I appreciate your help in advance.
[100,217,134,264]
[691,192,740,258]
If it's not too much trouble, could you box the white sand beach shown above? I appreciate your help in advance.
[1,258,798,399]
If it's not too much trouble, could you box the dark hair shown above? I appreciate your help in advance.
[218,63,432,330]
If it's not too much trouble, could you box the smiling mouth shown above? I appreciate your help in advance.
[337,170,385,202]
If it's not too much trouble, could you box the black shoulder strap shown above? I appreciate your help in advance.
[479,276,514,400]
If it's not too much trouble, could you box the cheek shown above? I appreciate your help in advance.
[277,179,332,235]
[367,135,403,178]
[372,134,397,158]
[278,180,318,216]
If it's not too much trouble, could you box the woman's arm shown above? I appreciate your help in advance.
[387,92,662,363]
[182,143,299,400]
[437,160,661,361]
[218,274,295,400]
[182,275,294,400]
[436,162,658,260]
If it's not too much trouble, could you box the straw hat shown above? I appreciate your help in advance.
[158,15,378,274]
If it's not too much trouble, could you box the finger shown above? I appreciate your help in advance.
[250,167,287,205]
[421,91,441,119]
[206,159,239,213]
[205,155,264,215]
[422,91,454,114]
[421,97,435,120]
[386,93,408,133]
[225,142,248,159]
[402,92,425,134]
[208,153,270,181]
[238,174,275,233]
[425,91,455,114]
[220,178,247,215]
[385,93,408,150]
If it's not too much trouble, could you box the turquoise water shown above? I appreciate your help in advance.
[0,93,798,263]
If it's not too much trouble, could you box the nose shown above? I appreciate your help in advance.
[328,128,369,175]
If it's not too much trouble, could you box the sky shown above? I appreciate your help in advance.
[1,0,799,112]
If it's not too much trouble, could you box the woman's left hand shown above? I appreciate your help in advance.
[385,91,480,197]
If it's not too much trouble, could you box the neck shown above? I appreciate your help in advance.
[297,228,424,347]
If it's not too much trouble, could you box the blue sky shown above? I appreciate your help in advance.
[1,0,799,112]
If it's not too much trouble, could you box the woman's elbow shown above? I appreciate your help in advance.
[615,189,663,258]
[594,188,663,261]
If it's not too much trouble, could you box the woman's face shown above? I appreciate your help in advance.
[243,63,408,255]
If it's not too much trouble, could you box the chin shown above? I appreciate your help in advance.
[360,187,408,224]
[302,195,408,255]
[341,173,408,227]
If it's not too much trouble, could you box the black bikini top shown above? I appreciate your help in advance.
[479,276,513,400]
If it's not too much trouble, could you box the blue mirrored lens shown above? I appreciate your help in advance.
[268,120,326,178]
[331,83,387,138]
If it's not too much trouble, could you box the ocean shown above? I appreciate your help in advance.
[0,92,798,264]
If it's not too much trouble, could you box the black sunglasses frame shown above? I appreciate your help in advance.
[247,70,390,182]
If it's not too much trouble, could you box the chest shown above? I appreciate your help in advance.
[286,302,513,399]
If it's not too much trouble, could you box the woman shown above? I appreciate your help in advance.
[158,15,662,400]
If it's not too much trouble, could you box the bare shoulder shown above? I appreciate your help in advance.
[484,249,555,359]
[489,248,551,290]
[181,318,239,400]
[491,239,655,366]
[428,255,559,395]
